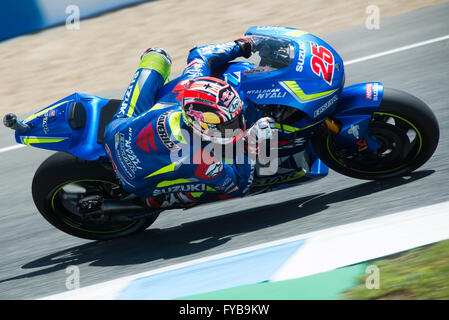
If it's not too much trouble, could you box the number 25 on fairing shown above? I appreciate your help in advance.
[310,42,334,85]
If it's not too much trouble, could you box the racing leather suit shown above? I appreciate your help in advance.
[103,42,256,206]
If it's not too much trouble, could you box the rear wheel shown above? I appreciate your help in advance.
[312,88,439,180]
[32,152,159,240]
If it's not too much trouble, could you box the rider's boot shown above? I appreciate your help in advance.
[114,47,172,119]
[145,192,200,209]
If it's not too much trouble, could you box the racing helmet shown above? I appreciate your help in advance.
[180,77,246,144]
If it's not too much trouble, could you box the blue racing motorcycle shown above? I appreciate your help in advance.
[3,27,439,240]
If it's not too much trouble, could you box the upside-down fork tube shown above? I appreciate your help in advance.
[324,118,341,135]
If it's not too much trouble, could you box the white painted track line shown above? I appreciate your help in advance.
[0,144,25,153]
[344,34,449,65]
[271,200,449,281]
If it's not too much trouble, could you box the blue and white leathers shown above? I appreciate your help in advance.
[103,43,255,199]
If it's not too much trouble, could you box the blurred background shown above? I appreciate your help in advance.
[0,0,445,117]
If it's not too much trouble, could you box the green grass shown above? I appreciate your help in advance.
[341,239,449,300]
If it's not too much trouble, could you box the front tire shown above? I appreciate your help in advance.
[312,88,439,180]
[32,152,159,240]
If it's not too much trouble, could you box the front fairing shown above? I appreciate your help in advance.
[218,27,345,155]
[237,27,345,122]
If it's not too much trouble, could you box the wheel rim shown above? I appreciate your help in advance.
[50,179,138,234]
[326,112,423,175]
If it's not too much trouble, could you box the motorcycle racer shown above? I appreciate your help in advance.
[103,38,276,209]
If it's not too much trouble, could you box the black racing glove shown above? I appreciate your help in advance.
[234,37,254,59]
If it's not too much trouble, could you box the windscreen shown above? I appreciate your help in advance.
[248,35,295,70]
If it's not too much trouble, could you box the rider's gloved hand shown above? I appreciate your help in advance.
[244,117,277,158]
[234,37,254,59]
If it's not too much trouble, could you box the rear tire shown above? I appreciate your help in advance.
[312,88,439,180]
[32,152,159,240]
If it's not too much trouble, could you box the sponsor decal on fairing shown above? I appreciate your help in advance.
[366,83,380,101]
[246,88,287,100]
[309,41,335,86]
[347,124,360,139]
[296,41,306,72]
[313,95,338,118]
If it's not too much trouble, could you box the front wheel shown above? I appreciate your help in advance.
[312,88,439,180]
[32,152,160,240]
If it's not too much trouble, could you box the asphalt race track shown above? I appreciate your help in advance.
[0,3,448,299]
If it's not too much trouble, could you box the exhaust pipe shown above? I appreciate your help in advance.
[101,200,149,215]
[101,200,161,221]
[3,113,29,132]
[77,195,159,222]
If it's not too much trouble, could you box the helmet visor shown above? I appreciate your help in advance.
[194,112,246,144]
